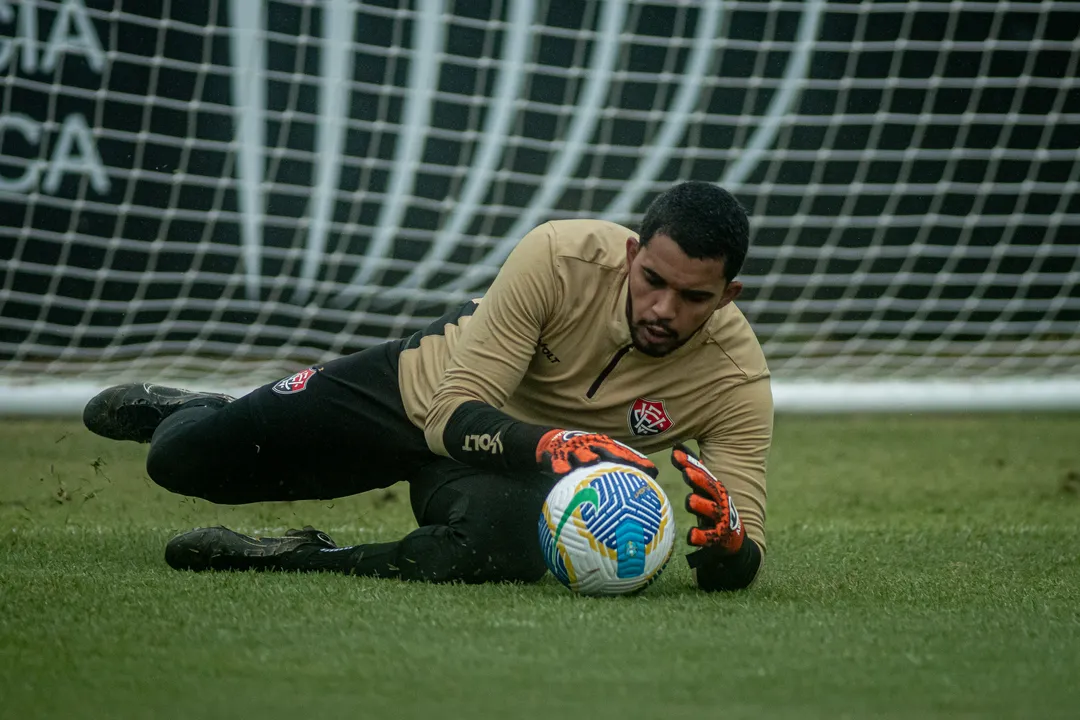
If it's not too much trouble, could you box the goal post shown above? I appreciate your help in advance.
[2,0,1078,415]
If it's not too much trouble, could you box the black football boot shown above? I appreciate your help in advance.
[83,383,235,443]
[164,526,339,572]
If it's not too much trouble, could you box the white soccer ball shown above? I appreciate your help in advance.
[538,461,676,596]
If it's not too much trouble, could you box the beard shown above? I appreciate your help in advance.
[625,294,686,358]
[629,325,680,357]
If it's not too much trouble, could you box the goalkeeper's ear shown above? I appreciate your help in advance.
[717,279,743,309]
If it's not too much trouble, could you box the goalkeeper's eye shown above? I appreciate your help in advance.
[680,290,712,304]
[644,269,665,288]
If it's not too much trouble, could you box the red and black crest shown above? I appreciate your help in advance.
[628,398,673,436]
[272,367,317,395]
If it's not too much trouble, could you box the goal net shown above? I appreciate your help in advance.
[2,0,1079,414]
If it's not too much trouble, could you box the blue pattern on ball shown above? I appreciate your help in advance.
[614,519,646,578]
[578,470,664,549]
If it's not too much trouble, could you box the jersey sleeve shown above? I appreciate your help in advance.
[423,223,561,457]
[696,373,774,556]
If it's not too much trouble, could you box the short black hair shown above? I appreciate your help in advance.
[638,181,749,281]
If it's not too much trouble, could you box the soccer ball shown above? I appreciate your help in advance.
[538,461,676,596]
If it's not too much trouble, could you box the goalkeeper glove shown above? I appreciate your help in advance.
[536,429,658,478]
[672,443,744,555]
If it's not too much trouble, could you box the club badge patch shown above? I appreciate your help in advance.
[628,398,673,436]
[273,367,317,395]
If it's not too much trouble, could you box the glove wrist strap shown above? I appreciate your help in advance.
[687,537,762,592]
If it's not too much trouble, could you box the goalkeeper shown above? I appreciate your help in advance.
[84,181,772,592]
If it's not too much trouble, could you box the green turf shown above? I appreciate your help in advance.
[2,414,1079,719]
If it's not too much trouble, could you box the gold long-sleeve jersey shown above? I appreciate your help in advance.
[397,219,773,553]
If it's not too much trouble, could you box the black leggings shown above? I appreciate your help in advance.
[145,342,555,583]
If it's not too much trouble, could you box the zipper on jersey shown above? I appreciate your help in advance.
[586,345,632,399]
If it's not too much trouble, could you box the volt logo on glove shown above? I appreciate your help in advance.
[463,432,503,454]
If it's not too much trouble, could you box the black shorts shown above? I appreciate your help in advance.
[146,340,554,526]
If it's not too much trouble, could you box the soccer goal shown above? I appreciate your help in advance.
[2,0,1078,414]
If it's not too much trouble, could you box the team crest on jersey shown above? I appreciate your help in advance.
[628,398,673,436]
[273,367,317,395]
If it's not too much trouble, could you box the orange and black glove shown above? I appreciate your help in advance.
[536,429,658,478]
[672,443,743,555]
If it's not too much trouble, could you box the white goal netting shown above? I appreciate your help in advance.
[2,0,1079,413]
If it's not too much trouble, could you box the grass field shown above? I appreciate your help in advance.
[2,414,1079,719]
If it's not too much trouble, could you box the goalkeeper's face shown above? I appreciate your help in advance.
[625,234,742,357]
